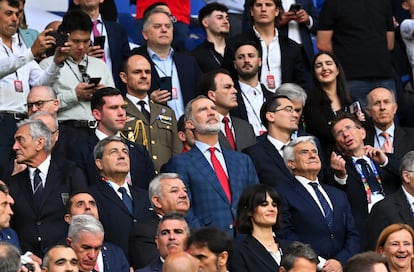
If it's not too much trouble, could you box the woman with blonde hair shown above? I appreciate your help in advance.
[376,223,414,272]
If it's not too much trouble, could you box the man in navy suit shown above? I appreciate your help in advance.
[162,96,259,237]
[7,119,87,257]
[70,87,155,190]
[90,136,153,257]
[131,8,201,118]
[243,95,299,190]
[329,112,401,248]
[198,69,257,152]
[67,214,129,272]
[279,136,360,271]
[73,0,130,92]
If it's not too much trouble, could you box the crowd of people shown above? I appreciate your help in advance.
[1,0,414,271]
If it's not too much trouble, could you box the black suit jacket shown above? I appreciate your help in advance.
[102,242,130,272]
[327,155,401,244]
[224,28,306,89]
[364,124,414,161]
[90,182,153,257]
[366,188,414,250]
[131,46,201,106]
[7,157,88,257]
[70,133,155,190]
[104,20,131,92]
[231,80,274,122]
[219,116,257,152]
[230,235,288,272]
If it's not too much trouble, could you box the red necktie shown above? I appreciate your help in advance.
[380,131,393,153]
[93,20,106,62]
[222,117,236,150]
[209,147,231,202]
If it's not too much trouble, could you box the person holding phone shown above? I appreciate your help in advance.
[303,51,365,160]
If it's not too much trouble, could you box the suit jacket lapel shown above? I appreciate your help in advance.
[126,97,148,125]
[244,235,279,270]
[40,160,64,209]
[262,139,293,178]
[99,182,132,216]
[395,188,414,225]
[292,180,328,223]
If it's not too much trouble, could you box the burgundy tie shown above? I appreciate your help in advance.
[222,117,236,150]
[209,147,231,202]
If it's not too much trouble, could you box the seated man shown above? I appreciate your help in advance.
[41,245,79,272]
[343,251,387,272]
[162,252,199,272]
[279,242,319,272]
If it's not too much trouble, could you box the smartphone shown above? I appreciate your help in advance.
[159,76,172,100]
[289,3,302,12]
[349,101,362,114]
[45,31,68,56]
[94,35,106,49]
[88,77,101,86]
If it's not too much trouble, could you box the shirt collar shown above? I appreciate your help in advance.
[195,140,222,154]
[252,26,279,40]
[147,46,174,61]
[267,134,288,151]
[374,123,395,138]
[29,154,52,177]
[126,93,149,107]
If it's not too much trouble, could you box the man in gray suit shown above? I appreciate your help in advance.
[198,69,256,151]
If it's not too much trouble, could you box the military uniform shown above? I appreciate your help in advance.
[122,98,181,172]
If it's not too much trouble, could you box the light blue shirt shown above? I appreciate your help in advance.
[194,140,228,176]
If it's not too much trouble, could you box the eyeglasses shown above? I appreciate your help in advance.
[25,99,55,110]
[271,106,295,114]
[334,125,360,138]
[78,64,91,82]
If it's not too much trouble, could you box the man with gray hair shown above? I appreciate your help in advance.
[6,119,87,257]
[278,136,359,271]
[367,150,414,250]
[129,173,199,269]
[279,242,318,272]
[67,214,129,272]
[0,242,40,272]
[90,136,152,257]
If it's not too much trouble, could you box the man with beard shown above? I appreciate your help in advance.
[231,41,274,136]
[162,96,258,237]
[192,3,230,73]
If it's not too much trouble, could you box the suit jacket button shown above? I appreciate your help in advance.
[330,234,334,239]
[133,219,137,223]
[151,140,155,144]
[229,224,233,229]
[153,155,158,160]
[36,221,41,226]
[150,125,153,129]
[37,236,42,242]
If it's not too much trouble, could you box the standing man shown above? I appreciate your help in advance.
[186,227,232,272]
[317,0,395,108]
[129,173,196,269]
[67,214,129,272]
[137,213,190,272]
[120,54,181,172]
[225,0,306,93]
[279,136,360,271]
[231,41,273,135]
[364,87,414,161]
[70,87,156,189]
[329,112,401,247]
[7,119,87,257]
[132,8,201,118]
[192,3,229,73]
[90,136,153,256]
[40,10,114,140]
[72,0,130,92]
[0,0,69,177]
[198,69,257,151]
[162,96,259,237]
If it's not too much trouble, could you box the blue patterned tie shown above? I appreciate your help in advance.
[356,159,381,192]
[309,182,333,228]
[118,187,133,214]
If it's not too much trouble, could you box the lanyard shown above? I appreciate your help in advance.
[3,45,19,80]
[209,49,221,66]
[65,57,89,82]
[241,89,265,124]
[352,158,383,204]
[154,58,174,78]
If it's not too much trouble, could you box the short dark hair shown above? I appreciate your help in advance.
[177,114,186,132]
[236,184,282,234]
[329,111,363,137]
[157,212,190,236]
[143,1,168,19]
[280,242,319,271]
[233,40,262,59]
[1,0,19,8]
[90,87,123,111]
[197,68,231,96]
[249,0,283,27]
[198,2,228,30]
[343,251,387,272]
[59,9,92,34]
[186,227,232,258]
[65,190,95,214]
[260,95,291,129]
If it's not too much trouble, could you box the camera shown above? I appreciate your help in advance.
[21,252,34,272]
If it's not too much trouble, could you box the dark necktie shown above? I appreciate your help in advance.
[137,100,150,122]
[33,168,44,209]
[209,147,231,202]
[356,159,381,192]
[309,182,333,228]
[222,117,236,150]
[118,187,133,214]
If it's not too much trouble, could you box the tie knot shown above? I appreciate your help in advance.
[222,116,229,124]
[381,131,390,139]
[93,20,99,26]
[138,100,146,107]
[208,147,216,154]
[308,182,319,189]
[356,158,368,166]
[34,168,40,175]
[118,187,127,194]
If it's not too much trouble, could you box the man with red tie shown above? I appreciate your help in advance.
[162,96,258,237]
[197,69,256,152]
